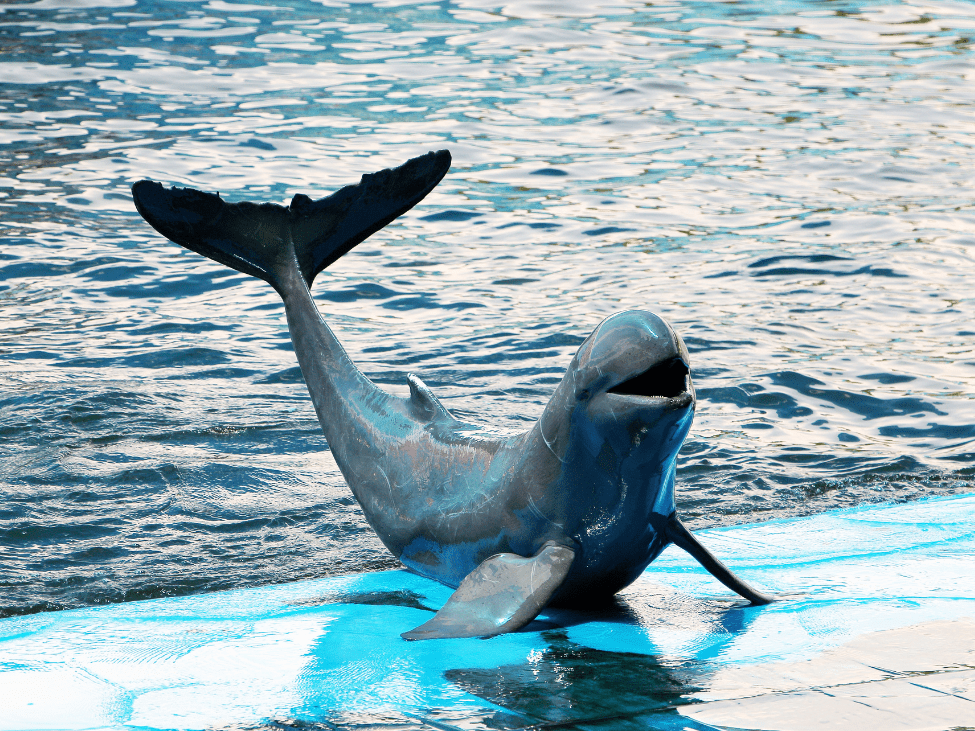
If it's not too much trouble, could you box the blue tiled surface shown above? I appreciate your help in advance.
[2,495,973,730]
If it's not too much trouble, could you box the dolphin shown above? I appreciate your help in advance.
[131,150,771,640]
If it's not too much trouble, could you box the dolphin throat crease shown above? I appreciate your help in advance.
[130,150,772,641]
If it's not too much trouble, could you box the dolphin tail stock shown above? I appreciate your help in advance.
[666,514,773,606]
[401,542,576,641]
[130,150,452,295]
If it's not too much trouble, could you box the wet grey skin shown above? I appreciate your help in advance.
[131,150,771,641]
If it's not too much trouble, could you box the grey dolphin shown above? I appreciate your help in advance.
[131,150,771,640]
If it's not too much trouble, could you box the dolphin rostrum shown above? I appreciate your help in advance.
[131,150,771,640]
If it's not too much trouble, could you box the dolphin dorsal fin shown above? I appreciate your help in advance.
[407,374,453,422]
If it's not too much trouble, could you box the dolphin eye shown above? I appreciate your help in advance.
[577,389,590,401]
[608,358,689,398]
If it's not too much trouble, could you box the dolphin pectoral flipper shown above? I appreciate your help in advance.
[401,542,575,640]
[666,514,772,605]
[131,150,451,292]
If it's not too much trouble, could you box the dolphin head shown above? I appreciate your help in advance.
[571,310,695,411]
[546,309,695,452]
[535,310,696,591]
[566,310,695,487]
[538,309,696,481]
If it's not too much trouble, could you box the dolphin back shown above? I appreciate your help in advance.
[131,150,451,291]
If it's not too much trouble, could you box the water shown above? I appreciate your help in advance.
[1,0,974,622]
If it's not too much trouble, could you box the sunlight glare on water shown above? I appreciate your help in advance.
[1,0,974,617]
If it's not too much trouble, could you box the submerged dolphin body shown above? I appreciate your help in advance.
[131,150,771,640]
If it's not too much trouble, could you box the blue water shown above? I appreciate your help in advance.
[1,0,974,620]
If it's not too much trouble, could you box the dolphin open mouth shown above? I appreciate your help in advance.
[607,357,689,399]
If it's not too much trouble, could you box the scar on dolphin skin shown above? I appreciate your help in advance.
[130,150,772,641]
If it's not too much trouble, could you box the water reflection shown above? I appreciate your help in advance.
[445,630,704,726]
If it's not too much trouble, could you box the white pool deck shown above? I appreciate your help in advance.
[2,494,973,731]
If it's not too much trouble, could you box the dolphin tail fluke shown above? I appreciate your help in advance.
[401,542,575,640]
[666,514,772,605]
[131,150,451,294]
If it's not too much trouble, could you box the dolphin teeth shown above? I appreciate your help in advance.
[607,357,689,399]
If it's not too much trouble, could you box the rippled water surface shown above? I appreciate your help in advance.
[2,0,974,618]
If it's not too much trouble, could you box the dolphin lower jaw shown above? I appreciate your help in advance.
[586,355,696,423]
